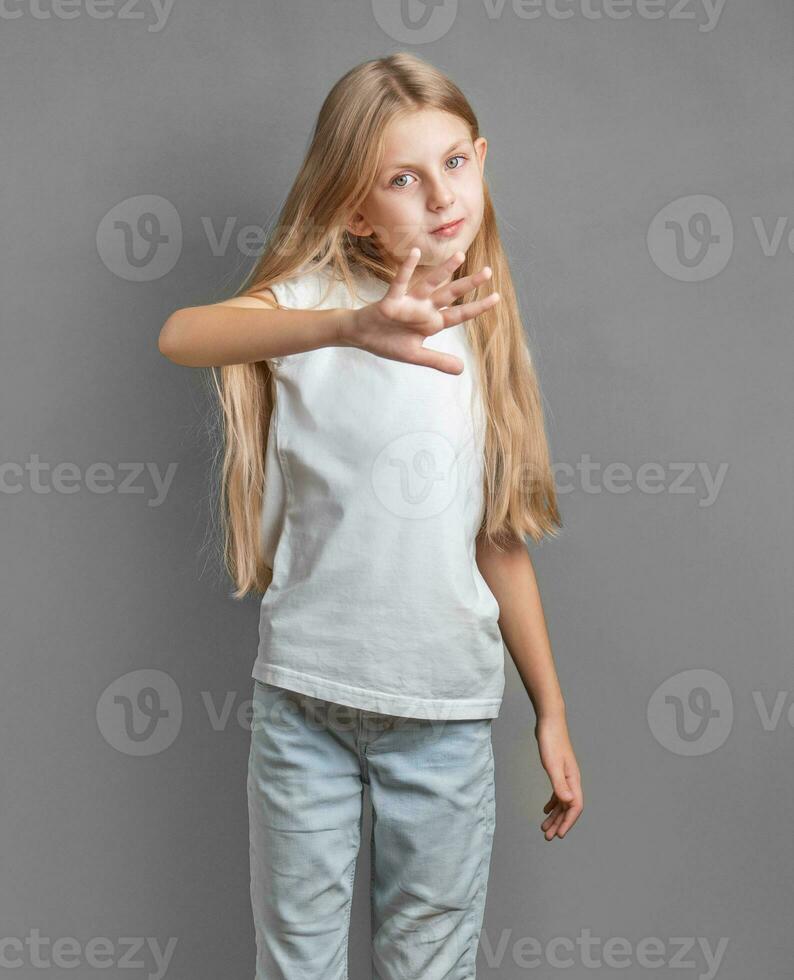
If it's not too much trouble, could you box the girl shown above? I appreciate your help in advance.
[159,52,583,980]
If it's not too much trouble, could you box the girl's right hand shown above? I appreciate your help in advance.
[342,248,500,375]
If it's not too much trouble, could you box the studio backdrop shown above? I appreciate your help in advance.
[1,1,791,978]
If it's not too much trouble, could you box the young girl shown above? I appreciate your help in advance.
[159,51,583,980]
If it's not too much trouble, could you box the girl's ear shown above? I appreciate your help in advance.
[347,213,373,237]
[474,137,488,174]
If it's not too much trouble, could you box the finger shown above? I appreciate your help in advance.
[411,250,466,300]
[555,805,582,838]
[438,291,500,328]
[555,799,583,838]
[432,265,493,308]
[404,347,465,375]
[386,246,422,300]
[542,809,562,838]
[545,808,567,839]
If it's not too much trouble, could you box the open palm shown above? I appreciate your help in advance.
[348,247,500,374]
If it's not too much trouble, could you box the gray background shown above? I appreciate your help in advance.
[1,0,792,977]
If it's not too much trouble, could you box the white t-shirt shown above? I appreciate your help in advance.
[251,261,505,720]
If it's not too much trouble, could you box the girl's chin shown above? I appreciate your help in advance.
[381,240,469,272]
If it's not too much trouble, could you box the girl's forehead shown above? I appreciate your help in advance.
[383,108,468,142]
[380,117,473,163]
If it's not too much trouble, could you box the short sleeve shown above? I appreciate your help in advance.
[260,267,337,369]
[268,266,330,311]
[236,288,282,370]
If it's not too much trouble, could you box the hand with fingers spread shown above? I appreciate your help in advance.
[342,247,500,375]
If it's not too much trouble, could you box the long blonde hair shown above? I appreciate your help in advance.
[209,52,562,598]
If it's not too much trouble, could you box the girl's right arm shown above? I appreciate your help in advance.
[157,290,354,368]
[157,250,500,373]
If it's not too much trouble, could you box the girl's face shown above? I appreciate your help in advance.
[348,109,487,286]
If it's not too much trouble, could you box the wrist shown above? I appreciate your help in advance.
[336,308,358,349]
[534,700,567,725]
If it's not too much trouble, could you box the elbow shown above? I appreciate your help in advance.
[158,309,188,364]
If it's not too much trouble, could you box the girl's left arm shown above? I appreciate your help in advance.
[476,532,584,839]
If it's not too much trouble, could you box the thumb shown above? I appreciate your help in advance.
[550,768,575,802]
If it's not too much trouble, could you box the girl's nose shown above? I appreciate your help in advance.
[429,188,455,211]
[426,176,455,210]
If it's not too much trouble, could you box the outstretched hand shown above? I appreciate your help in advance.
[343,247,500,374]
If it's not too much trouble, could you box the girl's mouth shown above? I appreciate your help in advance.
[431,218,465,238]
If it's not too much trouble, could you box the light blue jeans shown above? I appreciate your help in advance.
[248,679,496,980]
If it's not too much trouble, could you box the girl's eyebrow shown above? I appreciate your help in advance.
[383,139,470,173]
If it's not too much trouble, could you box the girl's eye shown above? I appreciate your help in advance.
[389,155,467,189]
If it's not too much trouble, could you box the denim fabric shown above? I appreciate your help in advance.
[248,679,496,979]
